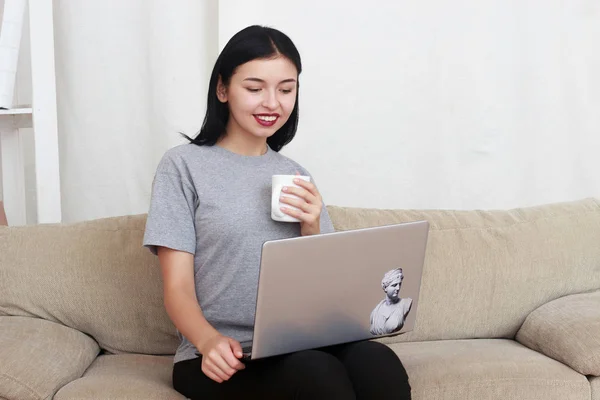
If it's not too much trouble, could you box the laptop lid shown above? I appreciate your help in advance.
[250,220,429,360]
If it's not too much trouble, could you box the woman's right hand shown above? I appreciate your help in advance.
[198,334,246,383]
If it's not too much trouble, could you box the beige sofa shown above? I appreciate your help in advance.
[1,197,599,400]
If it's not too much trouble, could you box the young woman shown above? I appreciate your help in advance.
[143,25,412,399]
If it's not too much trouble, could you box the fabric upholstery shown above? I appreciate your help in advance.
[390,339,591,400]
[53,354,184,400]
[0,316,99,400]
[0,215,179,355]
[328,197,600,343]
[591,376,600,400]
[516,290,600,376]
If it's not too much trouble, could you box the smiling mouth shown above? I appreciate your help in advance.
[254,114,279,127]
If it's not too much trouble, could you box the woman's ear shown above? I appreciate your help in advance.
[216,76,228,103]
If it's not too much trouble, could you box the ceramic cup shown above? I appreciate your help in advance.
[271,174,311,222]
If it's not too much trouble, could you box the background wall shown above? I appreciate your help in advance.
[222,0,600,210]
[4,0,600,223]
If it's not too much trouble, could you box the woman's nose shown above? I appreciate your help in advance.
[262,90,278,109]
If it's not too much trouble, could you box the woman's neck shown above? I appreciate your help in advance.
[217,126,268,156]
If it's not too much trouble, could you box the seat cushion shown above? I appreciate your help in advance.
[0,316,99,400]
[516,290,600,376]
[53,354,185,400]
[389,339,590,400]
[591,376,600,400]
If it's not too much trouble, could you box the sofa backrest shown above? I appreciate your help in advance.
[1,198,599,354]
[0,215,179,355]
[327,197,600,344]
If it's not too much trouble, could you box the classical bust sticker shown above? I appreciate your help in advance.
[370,268,413,335]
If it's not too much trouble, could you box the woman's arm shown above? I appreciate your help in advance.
[157,247,217,349]
[157,247,245,382]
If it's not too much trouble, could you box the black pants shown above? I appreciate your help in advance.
[173,340,411,399]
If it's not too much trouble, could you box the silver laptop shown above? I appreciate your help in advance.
[241,220,430,360]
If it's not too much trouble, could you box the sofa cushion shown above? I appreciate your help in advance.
[53,354,184,400]
[0,215,178,355]
[328,197,600,343]
[516,290,600,376]
[0,316,99,400]
[591,376,600,400]
[389,339,590,400]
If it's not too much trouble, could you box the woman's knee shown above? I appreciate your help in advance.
[336,341,411,399]
[340,341,409,377]
[344,341,400,359]
[274,350,355,399]
[280,350,349,380]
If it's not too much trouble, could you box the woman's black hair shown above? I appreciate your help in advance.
[183,25,302,152]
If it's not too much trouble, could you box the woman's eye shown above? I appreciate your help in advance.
[280,89,293,94]
[246,88,261,93]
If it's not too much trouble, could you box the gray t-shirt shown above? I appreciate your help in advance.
[143,143,335,363]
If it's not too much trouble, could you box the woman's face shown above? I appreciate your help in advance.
[217,56,298,141]
[385,278,402,300]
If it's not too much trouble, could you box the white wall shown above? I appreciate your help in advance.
[5,0,600,223]
[219,0,600,210]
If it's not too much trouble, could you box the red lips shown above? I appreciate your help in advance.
[254,114,280,127]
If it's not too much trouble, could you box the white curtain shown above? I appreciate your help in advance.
[46,0,599,223]
[52,0,217,222]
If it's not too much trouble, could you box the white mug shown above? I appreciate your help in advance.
[271,175,311,222]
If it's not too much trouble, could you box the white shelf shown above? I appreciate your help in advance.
[0,0,61,226]
[0,106,33,115]
[0,106,33,129]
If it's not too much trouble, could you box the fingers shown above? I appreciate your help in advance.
[225,339,246,371]
[284,178,322,204]
[281,187,320,209]
[281,199,321,225]
[203,356,233,382]
[228,338,245,361]
[203,360,228,382]
[202,365,224,383]
[279,180,322,225]
[280,206,320,227]
[209,349,237,376]
[202,343,244,383]
[279,193,307,210]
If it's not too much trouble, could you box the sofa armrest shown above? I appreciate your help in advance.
[0,316,99,400]
[516,290,600,376]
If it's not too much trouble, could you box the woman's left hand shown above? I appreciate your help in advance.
[279,177,322,236]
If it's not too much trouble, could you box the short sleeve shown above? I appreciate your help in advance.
[143,157,198,256]
[319,205,335,234]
